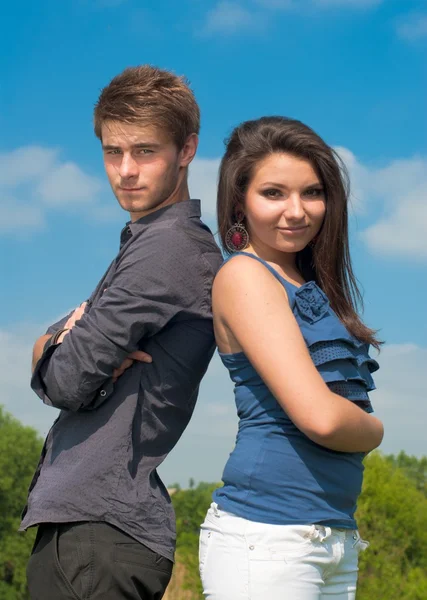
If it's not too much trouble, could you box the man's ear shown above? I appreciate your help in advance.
[179,133,198,168]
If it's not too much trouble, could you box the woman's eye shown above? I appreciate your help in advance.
[263,189,281,198]
[304,188,324,198]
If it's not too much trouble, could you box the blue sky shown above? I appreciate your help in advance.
[1,0,426,486]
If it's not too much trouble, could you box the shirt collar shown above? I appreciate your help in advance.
[129,199,201,232]
[120,200,201,248]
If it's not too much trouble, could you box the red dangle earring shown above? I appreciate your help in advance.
[225,212,249,252]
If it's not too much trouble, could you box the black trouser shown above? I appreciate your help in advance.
[27,522,173,600]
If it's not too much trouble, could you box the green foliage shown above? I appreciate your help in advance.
[1,405,426,600]
[171,482,218,595]
[385,451,427,497]
[0,407,43,599]
[169,453,427,600]
[356,452,427,599]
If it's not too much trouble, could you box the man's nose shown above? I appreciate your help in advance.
[118,153,139,178]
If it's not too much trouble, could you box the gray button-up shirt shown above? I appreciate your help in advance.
[20,200,223,561]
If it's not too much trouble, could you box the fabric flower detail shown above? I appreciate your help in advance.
[294,282,330,324]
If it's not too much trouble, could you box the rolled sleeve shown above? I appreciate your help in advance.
[31,228,208,411]
[45,311,74,335]
[31,335,62,407]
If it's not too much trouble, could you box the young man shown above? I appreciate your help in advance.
[22,65,223,600]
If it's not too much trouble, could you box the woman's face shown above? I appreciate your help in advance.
[243,152,326,256]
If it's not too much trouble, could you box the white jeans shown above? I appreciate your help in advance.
[199,503,369,600]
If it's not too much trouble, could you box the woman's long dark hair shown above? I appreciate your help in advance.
[217,116,381,349]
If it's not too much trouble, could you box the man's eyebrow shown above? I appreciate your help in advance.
[132,142,162,149]
[102,142,162,150]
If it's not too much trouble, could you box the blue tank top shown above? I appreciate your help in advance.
[213,252,379,528]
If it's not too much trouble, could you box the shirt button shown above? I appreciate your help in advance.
[100,390,107,397]
[249,545,255,551]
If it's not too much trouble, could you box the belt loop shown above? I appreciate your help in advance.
[311,525,332,542]
[212,502,220,518]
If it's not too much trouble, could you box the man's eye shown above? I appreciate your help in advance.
[107,149,121,155]
[137,149,153,155]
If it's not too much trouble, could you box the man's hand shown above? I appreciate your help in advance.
[112,350,152,383]
[32,301,153,383]
[58,303,153,382]
[56,302,88,344]
[31,302,88,372]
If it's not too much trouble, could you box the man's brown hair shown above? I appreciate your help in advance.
[94,65,200,148]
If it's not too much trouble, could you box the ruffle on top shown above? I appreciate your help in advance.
[290,282,379,413]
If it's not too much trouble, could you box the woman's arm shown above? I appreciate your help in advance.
[214,256,383,453]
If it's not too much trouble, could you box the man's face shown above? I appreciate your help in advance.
[101,121,192,221]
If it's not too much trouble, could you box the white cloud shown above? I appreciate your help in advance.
[313,0,382,7]
[189,158,220,219]
[200,0,383,34]
[3,322,423,487]
[372,344,427,458]
[0,145,112,236]
[201,1,264,36]
[335,146,371,213]
[336,149,427,259]
[361,185,427,258]
[0,324,59,437]
[0,146,57,187]
[253,0,382,8]
[0,195,46,233]
[397,13,427,42]
[253,0,293,8]
[38,162,103,206]
[97,0,128,6]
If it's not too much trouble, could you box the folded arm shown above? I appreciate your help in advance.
[32,231,203,411]
[214,256,384,454]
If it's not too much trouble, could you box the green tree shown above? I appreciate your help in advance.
[171,482,218,596]
[356,452,427,599]
[0,406,43,599]
[169,455,427,600]
[385,451,427,496]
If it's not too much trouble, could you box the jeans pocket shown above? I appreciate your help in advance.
[53,527,85,600]
[199,526,215,578]
[113,542,172,574]
[246,525,317,564]
[30,525,44,554]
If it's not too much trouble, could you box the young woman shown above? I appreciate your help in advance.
[199,117,383,599]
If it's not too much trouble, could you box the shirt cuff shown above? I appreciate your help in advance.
[31,336,61,406]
